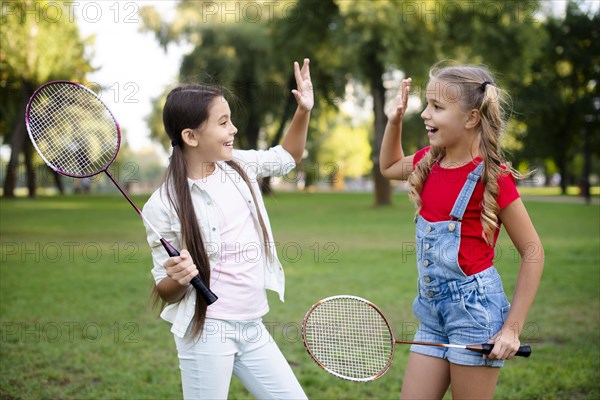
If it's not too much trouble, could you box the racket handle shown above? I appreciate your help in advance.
[480,343,532,358]
[160,239,218,305]
[190,276,218,305]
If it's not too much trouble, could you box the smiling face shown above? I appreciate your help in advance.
[420,78,474,151]
[185,96,238,164]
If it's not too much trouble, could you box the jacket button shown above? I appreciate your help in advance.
[423,260,429,267]
[424,276,431,283]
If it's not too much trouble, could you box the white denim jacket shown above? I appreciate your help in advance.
[142,145,296,338]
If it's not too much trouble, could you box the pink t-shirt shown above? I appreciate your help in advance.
[196,168,269,320]
[413,147,520,275]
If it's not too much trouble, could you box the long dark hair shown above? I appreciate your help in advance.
[157,84,270,338]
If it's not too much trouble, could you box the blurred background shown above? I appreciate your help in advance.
[1,1,599,399]
[1,0,599,202]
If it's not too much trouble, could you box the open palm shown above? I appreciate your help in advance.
[292,58,314,112]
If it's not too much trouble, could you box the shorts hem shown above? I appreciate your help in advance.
[447,355,505,368]
[410,344,446,360]
[447,349,504,368]
[410,345,504,368]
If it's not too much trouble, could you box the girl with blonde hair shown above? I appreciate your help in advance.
[380,63,544,399]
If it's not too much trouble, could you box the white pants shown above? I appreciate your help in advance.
[174,319,307,400]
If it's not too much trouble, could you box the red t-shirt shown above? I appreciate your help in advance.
[413,147,520,276]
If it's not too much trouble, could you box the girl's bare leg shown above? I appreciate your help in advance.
[400,353,450,400]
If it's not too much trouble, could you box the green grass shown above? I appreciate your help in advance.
[516,186,600,197]
[1,192,599,399]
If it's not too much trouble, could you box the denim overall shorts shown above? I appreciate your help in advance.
[411,162,510,367]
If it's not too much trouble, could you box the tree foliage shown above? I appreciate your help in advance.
[141,1,292,150]
[1,0,94,197]
[317,112,373,190]
[139,0,595,199]
[516,2,600,192]
[331,0,543,205]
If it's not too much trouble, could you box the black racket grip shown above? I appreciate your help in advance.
[480,343,532,358]
[160,239,218,305]
[190,276,218,305]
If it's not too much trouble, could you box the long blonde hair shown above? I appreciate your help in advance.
[408,63,522,245]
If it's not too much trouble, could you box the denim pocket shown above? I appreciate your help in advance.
[457,287,490,331]
[486,291,511,332]
[501,305,510,322]
[412,294,421,318]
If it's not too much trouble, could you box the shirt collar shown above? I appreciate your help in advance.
[187,161,231,190]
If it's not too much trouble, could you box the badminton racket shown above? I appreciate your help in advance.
[302,295,531,382]
[25,80,218,305]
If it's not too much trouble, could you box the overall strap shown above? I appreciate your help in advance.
[449,162,485,220]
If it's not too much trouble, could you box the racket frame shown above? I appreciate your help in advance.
[302,295,396,382]
[24,80,218,305]
[302,295,532,382]
[25,80,121,179]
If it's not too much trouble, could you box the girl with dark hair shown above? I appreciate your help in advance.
[380,64,543,399]
[143,59,312,399]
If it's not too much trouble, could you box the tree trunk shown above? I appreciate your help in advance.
[237,78,261,151]
[557,153,568,195]
[23,142,36,197]
[261,76,296,195]
[246,113,260,150]
[332,166,346,191]
[368,50,391,206]
[53,170,65,194]
[557,107,575,195]
[3,81,33,197]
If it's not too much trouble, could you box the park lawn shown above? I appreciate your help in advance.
[1,192,599,399]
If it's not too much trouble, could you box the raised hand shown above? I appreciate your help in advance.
[292,58,314,112]
[387,78,412,125]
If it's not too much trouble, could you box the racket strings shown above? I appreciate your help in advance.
[304,297,394,381]
[27,83,119,177]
